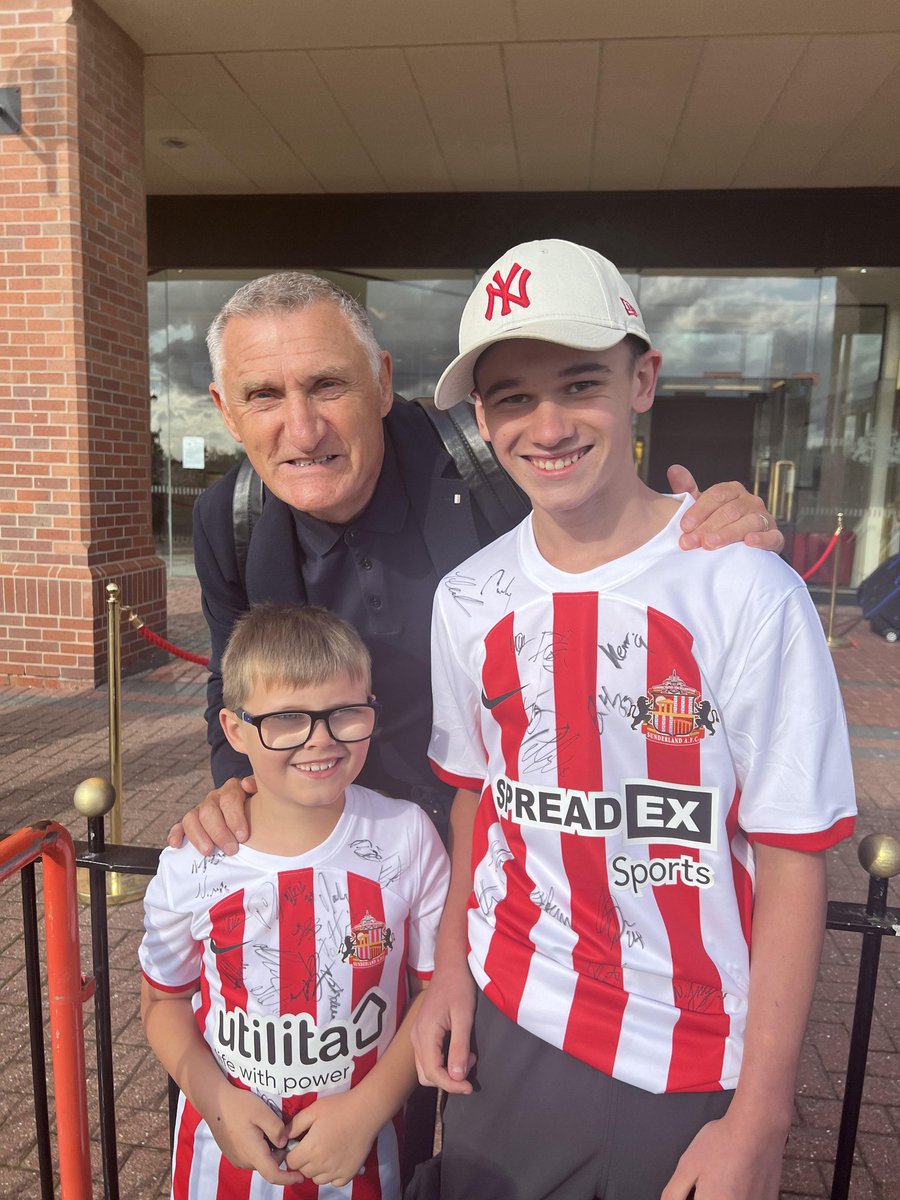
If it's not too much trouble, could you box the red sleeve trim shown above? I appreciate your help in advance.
[429,758,484,793]
[409,968,434,982]
[747,815,856,852]
[141,968,200,995]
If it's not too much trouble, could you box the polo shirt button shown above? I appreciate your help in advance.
[360,557,373,570]
[345,529,360,545]
[367,594,382,610]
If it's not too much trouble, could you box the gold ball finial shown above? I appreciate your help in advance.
[73,777,116,818]
[857,833,900,880]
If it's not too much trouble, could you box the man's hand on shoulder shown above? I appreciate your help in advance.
[166,776,257,856]
[668,465,784,554]
[411,960,477,1094]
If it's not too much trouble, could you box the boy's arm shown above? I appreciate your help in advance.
[140,980,303,1187]
[284,982,429,1186]
[411,786,480,1093]
[662,844,827,1200]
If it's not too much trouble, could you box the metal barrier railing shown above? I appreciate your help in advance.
[9,798,900,1200]
[0,822,93,1200]
[823,832,900,1200]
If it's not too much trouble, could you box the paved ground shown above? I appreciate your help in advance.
[0,579,897,1198]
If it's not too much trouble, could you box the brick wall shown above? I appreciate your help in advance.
[0,0,166,688]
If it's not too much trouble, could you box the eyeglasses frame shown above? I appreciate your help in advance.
[235,700,381,751]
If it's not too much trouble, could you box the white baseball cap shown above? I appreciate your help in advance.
[433,239,651,410]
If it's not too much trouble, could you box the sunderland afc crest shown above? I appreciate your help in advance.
[340,911,394,968]
[630,668,718,746]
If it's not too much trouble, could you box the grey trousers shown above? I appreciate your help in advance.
[439,991,733,1200]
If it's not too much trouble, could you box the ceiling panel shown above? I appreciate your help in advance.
[144,87,192,133]
[732,34,900,186]
[591,39,704,190]
[99,0,900,54]
[504,42,600,190]
[146,56,322,191]
[660,36,807,189]
[144,147,199,195]
[97,0,517,55]
[144,134,256,193]
[807,63,900,187]
[219,52,382,193]
[309,49,453,191]
[406,46,520,191]
[102,1,900,196]
[515,0,900,41]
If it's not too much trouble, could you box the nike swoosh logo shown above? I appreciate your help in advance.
[481,686,524,711]
[209,939,247,956]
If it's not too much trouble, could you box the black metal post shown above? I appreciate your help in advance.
[829,875,889,1200]
[21,863,54,1200]
[87,811,121,1200]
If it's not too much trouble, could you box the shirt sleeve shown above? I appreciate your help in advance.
[405,808,451,979]
[139,847,203,992]
[427,586,489,792]
[717,584,856,849]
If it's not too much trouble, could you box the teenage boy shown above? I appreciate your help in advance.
[140,604,449,1199]
[414,240,856,1200]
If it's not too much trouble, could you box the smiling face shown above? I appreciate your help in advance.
[210,302,394,524]
[220,672,372,820]
[473,337,661,536]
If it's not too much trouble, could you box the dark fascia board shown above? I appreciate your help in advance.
[147,188,900,273]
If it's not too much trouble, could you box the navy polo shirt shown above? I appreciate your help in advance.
[288,437,449,817]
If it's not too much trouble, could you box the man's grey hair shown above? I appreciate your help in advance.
[206,272,383,386]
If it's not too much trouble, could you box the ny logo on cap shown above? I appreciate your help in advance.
[485,263,531,320]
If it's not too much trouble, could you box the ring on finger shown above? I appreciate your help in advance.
[760,514,770,534]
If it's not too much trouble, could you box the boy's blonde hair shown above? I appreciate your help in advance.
[221,604,372,711]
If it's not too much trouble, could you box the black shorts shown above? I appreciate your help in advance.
[439,990,733,1200]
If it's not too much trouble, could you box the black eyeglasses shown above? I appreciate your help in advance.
[235,701,380,751]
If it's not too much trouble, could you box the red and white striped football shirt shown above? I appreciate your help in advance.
[429,496,855,1094]
[140,786,449,1199]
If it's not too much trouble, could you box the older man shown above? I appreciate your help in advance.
[177,272,781,853]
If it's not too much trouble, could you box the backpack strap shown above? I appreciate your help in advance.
[418,400,529,536]
[232,455,265,588]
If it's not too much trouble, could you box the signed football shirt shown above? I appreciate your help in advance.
[140,786,449,1198]
[429,496,854,1093]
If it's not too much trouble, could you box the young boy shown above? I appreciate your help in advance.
[414,240,857,1200]
[140,604,449,1199]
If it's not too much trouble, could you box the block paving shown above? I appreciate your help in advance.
[0,579,896,1198]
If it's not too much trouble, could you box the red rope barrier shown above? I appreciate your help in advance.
[127,532,838,666]
[135,624,210,666]
[800,531,841,582]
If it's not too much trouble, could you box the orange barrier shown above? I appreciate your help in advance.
[0,823,92,1200]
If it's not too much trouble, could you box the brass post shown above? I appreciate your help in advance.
[826,513,851,650]
[752,458,764,498]
[77,585,146,904]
